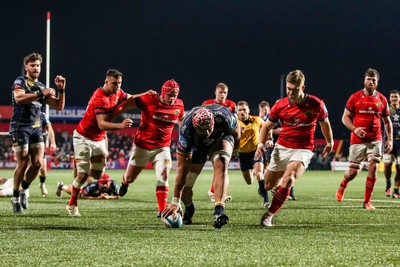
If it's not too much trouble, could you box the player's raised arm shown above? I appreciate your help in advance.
[45,75,66,111]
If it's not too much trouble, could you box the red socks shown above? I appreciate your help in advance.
[68,186,81,206]
[268,186,290,214]
[364,176,377,203]
[156,186,169,212]
[341,177,349,188]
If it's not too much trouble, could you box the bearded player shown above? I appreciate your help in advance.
[336,68,392,210]
[117,79,185,218]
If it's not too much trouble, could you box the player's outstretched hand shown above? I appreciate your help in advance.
[161,203,182,219]
[121,118,133,128]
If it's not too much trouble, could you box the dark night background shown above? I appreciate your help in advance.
[2,0,400,141]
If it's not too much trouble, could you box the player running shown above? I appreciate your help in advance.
[117,79,185,218]
[66,69,149,216]
[256,70,334,227]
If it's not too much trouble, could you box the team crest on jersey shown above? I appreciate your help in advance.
[304,110,313,117]
[174,109,180,115]
[375,102,382,107]
[179,140,187,148]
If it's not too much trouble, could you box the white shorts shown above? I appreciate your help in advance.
[267,143,314,172]
[129,146,172,167]
[73,130,107,161]
[349,141,382,163]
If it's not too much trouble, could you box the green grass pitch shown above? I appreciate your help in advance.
[0,169,399,266]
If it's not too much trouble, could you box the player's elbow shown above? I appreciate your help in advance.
[98,122,109,131]
[53,104,64,111]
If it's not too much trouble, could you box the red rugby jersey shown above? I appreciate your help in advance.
[345,89,389,144]
[202,99,236,113]
[269,94,328,151]
[134,93,184,149]
[76,88,127,141]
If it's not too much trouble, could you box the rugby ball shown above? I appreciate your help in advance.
[161,213,183,228]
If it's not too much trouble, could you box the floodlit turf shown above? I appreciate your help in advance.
[1,169,399,266]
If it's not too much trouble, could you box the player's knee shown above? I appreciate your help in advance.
[30,160,42,170]
[17,160,29,171]
[211,153,230,167]
[185,172,199,188]
[76,160,90,174]
[155,161,171,183]
[345,167,358,180]
[91,162,105,173]
[349,162,361,170]
[368,154,381,164]
[156,168,170,187]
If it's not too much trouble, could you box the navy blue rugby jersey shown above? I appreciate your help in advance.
[177,104,238,155]
[81,180,119,197]
[10,76,46,131]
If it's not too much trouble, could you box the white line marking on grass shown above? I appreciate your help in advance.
[277,223,390,227]
[318,197,400,204]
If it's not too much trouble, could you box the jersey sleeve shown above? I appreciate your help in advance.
[268,100,282,123]
[179,101,185,119]
[382,96,390,117]
[317,100,329,121]
[92,97,109,116]
[12,77,25,90]
[228,113,238,134]
[116,89,128,105]
[135,92,153,109]
[177,113,194,155]
[345,93,356,114]
[80,184,91,197]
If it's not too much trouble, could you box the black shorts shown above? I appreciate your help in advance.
[265,148,273,164]
[192,135,235,164]
[239,150,264,172]
[9,127,44,147]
